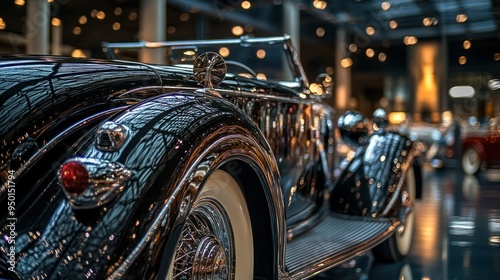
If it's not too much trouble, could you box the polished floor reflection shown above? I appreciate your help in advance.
[314,166,500,279]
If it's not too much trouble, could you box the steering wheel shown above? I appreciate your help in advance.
[225,60,257,78]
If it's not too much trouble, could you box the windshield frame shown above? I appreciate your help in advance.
[102,35,309,92]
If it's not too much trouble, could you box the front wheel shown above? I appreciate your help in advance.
[373,166,416,262]
[462,147,481,175]
[167,170,254,279]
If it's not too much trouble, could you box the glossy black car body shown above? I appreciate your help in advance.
[0,36,422,279]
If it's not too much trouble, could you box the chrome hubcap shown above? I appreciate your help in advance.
[193,237,228,279]
[173,200,233,280]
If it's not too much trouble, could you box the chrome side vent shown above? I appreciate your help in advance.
[95,121,130,151]
[98,133,113,148]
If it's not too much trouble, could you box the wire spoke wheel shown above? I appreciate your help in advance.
[167,170,253,280]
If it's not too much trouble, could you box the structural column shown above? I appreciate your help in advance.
[51,19,62,55]
[26,0,49,54]
[283,0,300,54]
[335,27,351,112]
[139,0,167,64]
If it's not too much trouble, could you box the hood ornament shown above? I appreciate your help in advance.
[193,52,226,97]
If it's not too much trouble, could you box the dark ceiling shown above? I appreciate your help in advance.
[0,0,499,74]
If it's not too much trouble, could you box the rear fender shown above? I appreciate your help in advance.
[104,94,285,278]
[330,131,415,218]
[7,93,284,279]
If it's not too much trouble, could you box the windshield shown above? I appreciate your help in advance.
[103,36,303,86]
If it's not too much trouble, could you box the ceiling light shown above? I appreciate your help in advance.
[463,40,471,50]
[459,56,467,65]
[241,1,251,9]
[389,20,398,29]
[128,12,138,21]
[256,49,266,59]
[403,36,418,45]
[456,14,468,23]
[114,7,122,16]
[0,18,6,30]
[378,52,387,62]
[79,15,87,25]
[91,9,98,18]
[349,43,357,53]
[326,66,334,75]
[71,49,87,58]
[219,47,230,57]
[340,58,353,68]
[51,17,61,27]
[73,26,82,35]
[14,0,24,6]
[366,48,375,58]
[313,0,327,10]
[316,27,325,37]
[180,13,190,21]
[232,26,244,36]
[494,53,500,61]
[167,26,176,34]
[366,26,376,36]
[112,22,121,31]
[381,2,391,11]
[423,17,431,27]
[96,11,106,20]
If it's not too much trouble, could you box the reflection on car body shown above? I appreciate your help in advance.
[0,35,423,279]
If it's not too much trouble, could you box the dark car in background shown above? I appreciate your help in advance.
[1,35,422,279]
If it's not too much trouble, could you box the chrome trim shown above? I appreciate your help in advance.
[58,157,132,209]
[95,121,131,151]
[1,107,125,191]
[286,210,325,241]
[288,218,400,280]
[103,35,292,50]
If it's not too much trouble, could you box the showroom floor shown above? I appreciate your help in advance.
[313,165,500,280]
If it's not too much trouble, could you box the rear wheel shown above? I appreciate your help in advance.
[167,170,254,279]
[462,147,481,175]
[374,166,415,262]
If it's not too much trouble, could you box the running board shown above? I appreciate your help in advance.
[285,213,397,280]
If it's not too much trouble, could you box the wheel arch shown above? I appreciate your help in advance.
[92,93,286,279]
[220,158,281,279]
[330,132,417,218]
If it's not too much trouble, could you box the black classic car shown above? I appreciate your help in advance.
[0,35,422,279]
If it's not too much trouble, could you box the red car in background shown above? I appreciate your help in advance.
[461,118,500,175]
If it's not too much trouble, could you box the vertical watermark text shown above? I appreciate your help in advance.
[6,170,17,272]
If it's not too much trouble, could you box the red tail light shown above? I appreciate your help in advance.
[59,161,90,194]
[58,158,131,209]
